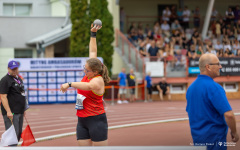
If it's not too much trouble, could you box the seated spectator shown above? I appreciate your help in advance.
[214,40,223,51]
[234,5,240,24]
[128,22,137,34]
[205,44,217,55]
[156,39,165,50]
[156,77,171,101]
[148,40,159,61]
[219,18,226,35]
[232,38,240,55]
[223,41,232,52]
[224,48,234,57]
[154,21,160,33]
[181,32,188,49]
[137,29,144,41]
[161,20,171,37]
[154,29,162,41]
[147,30,154,40]
[228,31,235,41]
[171,30,182,48]
[191,30,201,45]
[236,48,240,56]
[139,40,147,57]
[174,49,185,70]
[145,24,150,34]
[187,44,197,59]
[171,20,182,33]
[217,49,224,57]
[196,46,204,57]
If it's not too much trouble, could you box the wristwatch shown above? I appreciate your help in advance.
[68,82,72,87]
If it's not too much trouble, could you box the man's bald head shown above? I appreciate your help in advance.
[199,54,217,72]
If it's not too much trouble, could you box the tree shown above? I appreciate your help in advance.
[70,0,90,57]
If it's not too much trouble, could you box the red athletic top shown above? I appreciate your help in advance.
[76,75,105,117]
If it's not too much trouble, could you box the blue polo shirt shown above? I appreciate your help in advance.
[145,75,152,88]
[186,75,232,150]
[118,72,126,86]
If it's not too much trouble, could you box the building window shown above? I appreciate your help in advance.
[15,49,33,58]
[223,83,238,92]
[3,4,32,16]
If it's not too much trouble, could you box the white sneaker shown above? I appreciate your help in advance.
[117,100,122,104]
[123,100,129,103]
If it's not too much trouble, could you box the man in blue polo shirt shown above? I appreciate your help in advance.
[186,53,239,150]
[117,68,128,104]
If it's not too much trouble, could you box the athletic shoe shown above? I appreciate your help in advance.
[117,100,122,104]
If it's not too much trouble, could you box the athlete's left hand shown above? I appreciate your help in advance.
[60,83,69,93]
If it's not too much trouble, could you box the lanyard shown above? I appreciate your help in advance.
[8,73,21,85]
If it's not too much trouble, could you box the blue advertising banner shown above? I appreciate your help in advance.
[16,57,103,104]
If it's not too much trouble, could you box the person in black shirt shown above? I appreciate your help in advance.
[0,60,27,145]
[156,77,171,101]
[127,69,136,103]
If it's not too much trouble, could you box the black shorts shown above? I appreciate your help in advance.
[76,113,108,142]
[147,87,152,95]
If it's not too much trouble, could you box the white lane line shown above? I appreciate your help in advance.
[18,117,189,145]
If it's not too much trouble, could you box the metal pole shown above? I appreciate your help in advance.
[202,0,215,40]
[111,85,115,105]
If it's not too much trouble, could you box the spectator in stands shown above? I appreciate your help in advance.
[120,7,126,32]
[161,20,171,37]
[127,69,136,103]
[217,49,224,57]
[193,6,201,29]
[219,18,226,35]
[214,40,224,52]
[145,24,150,34]
[128,22,137,34]
[138,22,143,30]
[117,68,128,104]
[147,30,154,40]
[148,40,159,61]
[191,30,201,46]
[211,8,219,22]
[205,43,217,55]
[139,40,147,57]
[171,29,182,48]
[154,29,162,41]
[234,20,240,36]
[224,48,234,57]
[232,38,240,55]
[223,40,232,52]
[225,7,235,25]
[177,7,183,25]
[196,45,204,57]
[153,21,160,34]
[137,29,144,41]
[234,5,240,24]
[228,31,235,42]
[157,77,171,101]
[211,20,217,36]
[182,6,191,31]
[187,44,197,59]
[145,72,152,102]
[170,5,178,24]
[215,21,221,39]
[162,7,171,22]
[237,48,240,56]
[171,19,182,33]
[181,31,188,49]
[174,49,185,70]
